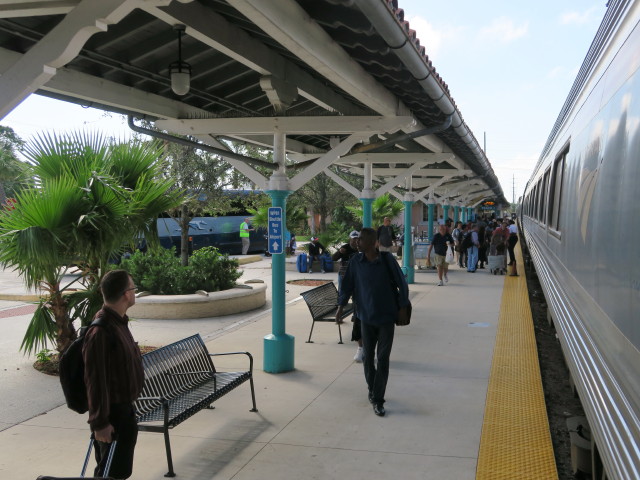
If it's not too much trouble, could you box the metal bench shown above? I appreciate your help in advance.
[134,334,257,477]
[300,282,354,344]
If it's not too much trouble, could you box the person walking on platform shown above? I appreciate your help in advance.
[507,219,519,276]
[308,236,326,273]
[333,230,364,362]
[239,217,254,255]
[83,270,144,479]
[427,224,454,286]
[452,221,464,267]
[376,217,397,253]
[467,224,480,272]
[477,225,488,269]
[336,228,410,417]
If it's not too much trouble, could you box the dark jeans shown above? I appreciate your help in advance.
[507,235,518,265]
[93,403,138,479]
[458,249,466,267]
[361,321,395,406]
[309,254,322,271]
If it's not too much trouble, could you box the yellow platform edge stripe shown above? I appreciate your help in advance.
[475,242,558,480]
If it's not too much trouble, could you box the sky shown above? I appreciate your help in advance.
[1,1,607,203]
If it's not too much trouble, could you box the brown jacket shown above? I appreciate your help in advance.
[82,306,144,430]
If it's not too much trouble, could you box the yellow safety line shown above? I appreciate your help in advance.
[476,243,558,480]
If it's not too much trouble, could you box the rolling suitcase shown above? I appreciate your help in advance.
[296,252,308,273]
[321,254,333,272]
[37,434,117,480]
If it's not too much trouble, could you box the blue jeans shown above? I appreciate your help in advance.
[361,321,395,406]
[467,246,478,271]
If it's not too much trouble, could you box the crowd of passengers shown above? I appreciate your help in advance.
[426,215,519,285]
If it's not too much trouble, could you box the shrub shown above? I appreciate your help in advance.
[119,247,242,295]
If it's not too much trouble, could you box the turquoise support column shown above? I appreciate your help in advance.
[462,207,467,223]
[403,198,415,284]
[443,204,450,225]
[454,206,460,223]
[427,203,435,242]
[360,197,374,228]
[264,189,295,373]
[468,207,473,222]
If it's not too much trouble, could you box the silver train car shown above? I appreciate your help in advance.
[520,0,640,478]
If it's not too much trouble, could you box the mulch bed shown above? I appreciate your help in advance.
[33,345,157,376]
[287,279,333,287]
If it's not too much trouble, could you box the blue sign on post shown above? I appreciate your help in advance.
[268,207,284,254]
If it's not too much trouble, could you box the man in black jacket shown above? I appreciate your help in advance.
[83,270,144,479]
[308,237,326,273]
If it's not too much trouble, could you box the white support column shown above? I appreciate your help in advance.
[268,130,289,191]
[0,0,163,119]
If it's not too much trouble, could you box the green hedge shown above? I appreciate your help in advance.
[119,247,242,295]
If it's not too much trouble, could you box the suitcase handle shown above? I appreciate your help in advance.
[82,433,118,478]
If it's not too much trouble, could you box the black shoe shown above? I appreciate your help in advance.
[373,404,385,416]
[368,392,374,404]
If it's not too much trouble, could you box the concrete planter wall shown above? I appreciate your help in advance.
[128,283,267,319]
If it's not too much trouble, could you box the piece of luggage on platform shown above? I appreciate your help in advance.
[488,254,507,275]
[321,254,333,272]
[296,253,308,273]
[36,435,117,480]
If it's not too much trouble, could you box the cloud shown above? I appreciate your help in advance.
[479,17,528,43]
[406,15,465,61]
[406,16,443,57]
[560,6,599,25]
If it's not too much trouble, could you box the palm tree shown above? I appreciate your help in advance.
[347,193,404,228]
[0,132,182,355]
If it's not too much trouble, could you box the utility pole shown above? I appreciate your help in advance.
[512,174,515,208]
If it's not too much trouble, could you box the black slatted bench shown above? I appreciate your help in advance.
[300,282,354,344]
[134,334,257,477]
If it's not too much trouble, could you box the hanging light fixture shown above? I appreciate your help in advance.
[169,24,191,96]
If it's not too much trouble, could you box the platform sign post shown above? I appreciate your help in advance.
[268,207,284,255]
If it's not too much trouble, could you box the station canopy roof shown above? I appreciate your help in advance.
[0,0,508,207]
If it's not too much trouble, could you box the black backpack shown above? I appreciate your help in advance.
[461,231,473,250]
[58,316,106,414]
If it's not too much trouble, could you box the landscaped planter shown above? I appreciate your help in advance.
[127,282,266,319]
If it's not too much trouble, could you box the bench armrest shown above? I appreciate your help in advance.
[209,351,254,373]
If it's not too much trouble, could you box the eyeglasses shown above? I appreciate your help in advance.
[123,286,138,294]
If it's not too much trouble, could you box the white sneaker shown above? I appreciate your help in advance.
[437,280,444,286]
[321,269,326,273]
[444,273,449,283]
[354,347,364,362]
[309,269,313,273]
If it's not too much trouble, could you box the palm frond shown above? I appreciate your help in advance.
[20,302,57,356]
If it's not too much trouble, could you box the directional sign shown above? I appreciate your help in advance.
[268,207,284,254]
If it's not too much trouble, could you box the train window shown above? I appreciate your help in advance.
[541,169,551,224]
[534,181,541,221]
[549,149,567,231]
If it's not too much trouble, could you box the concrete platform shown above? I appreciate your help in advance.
[0,257,505,480]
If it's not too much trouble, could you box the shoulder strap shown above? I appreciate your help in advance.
[380,252,399,289]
